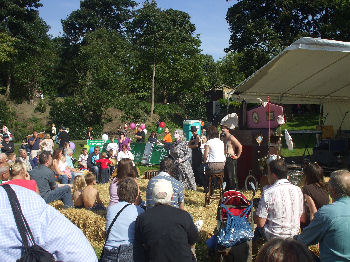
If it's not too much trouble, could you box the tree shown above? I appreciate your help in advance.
[129,1,203,118]
[218,52,245,88]
[76,28,135,102]
[0,0,53,100]
[225,0,350,77]
[62,0,137,43]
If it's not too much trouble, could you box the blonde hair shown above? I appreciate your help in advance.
[10,162,26,178]
[73,175,87,193]
[101,152,107,158]
[45,133,50,139]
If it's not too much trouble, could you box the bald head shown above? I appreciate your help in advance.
[329,170,350,199]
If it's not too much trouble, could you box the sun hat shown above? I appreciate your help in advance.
[152,179,173,204]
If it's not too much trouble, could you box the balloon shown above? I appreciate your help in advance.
[102,133,108,142]
[159,122,165,128]
[89,147,94,154]
[130,123,136,129]
[157,126,163,134]
[83,145,90,150]
[140,124,146,130]
[69,141,75,152]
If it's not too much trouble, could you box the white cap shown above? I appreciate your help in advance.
[152,179,173,204]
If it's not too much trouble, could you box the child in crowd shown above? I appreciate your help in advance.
[82,172,105,211]
[95,152,111,184]
[59,155,73,183]
[72,175,86,208]
[78,148,88,170]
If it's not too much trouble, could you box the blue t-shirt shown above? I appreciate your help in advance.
[297,197,350,262]
[146,172,185,208]
[28,137,40,151]
[105,202,144,249]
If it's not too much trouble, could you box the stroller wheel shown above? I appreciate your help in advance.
[245,174,258,191]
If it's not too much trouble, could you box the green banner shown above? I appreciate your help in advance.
[87,140,169,165]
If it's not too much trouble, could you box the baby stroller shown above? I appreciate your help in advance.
[214,185,255,262]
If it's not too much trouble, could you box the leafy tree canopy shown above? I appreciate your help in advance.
[62,0,137,43]
[226,0,350,77]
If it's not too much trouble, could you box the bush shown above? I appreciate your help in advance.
[34,99,47,113]
[49,96,105,139]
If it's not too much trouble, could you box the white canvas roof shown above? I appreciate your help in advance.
[233,37,350,105]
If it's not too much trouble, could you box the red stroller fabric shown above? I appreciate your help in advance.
[218,190,251,219]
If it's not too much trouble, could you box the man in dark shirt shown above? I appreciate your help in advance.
[58,127,69,149]
[135,126,145,143]
[135,179,198,262]
[1,134,14,155]
[87,146,101,183]
[30,151,73,208]
[28,131,41,159]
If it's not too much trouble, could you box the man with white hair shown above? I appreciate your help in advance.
[297,169,350,261]
[17,149,33,171]
[135,179,198,262]
[0,164,10,183]
[0,153,8,166]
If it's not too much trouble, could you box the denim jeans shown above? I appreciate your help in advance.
[44,186,73,208]
[89,166,100,183]
[58,173,77,184]
[100,244,134,262]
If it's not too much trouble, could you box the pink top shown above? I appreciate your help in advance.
[3,179,37,192]
[109,177,119,206]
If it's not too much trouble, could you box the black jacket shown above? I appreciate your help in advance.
[2,141,14,155]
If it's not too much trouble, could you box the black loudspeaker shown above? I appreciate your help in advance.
[311,150,337,166]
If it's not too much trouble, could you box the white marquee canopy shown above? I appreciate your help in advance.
[232,37,350,130]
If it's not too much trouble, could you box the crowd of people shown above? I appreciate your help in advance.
[0,122,350,262]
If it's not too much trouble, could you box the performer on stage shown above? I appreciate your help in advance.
[221,114,242,190]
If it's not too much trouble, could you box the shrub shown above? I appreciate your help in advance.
[49,96,105,139]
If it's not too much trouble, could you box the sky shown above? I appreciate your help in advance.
[38,0,236,61]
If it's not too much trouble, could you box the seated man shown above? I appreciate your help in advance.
[254,159,304,240]
[296,170,350,261]
[0,184,97,261]
[87,146,101,182]
[146,157,184,210]
[30,151,73,208]
[135,179,198,262]
[17,148,33,171]
[0,164,9,184]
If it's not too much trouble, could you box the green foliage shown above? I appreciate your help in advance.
[34,99,47,113]
[76,28,134,98]
[129,1,206,106]
[0,32,18,63]
[226,0,350,77]
[62,0,137,43]
[0,99,15,127]
[49,97,105,139]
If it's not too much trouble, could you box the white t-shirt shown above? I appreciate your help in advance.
[256,179,304,240]
[117,151,134,162]
[205,138,226,163]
